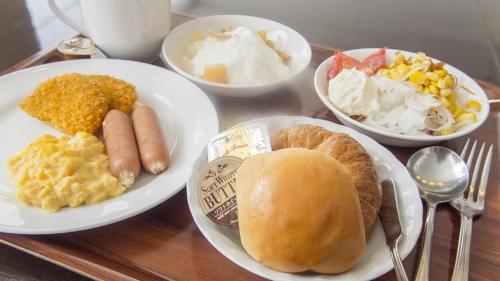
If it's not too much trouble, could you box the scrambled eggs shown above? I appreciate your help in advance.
[7,132,125,212]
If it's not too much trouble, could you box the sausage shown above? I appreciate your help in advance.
[132,105,170,174]
[103,110,141,187]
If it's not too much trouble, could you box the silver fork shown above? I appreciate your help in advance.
[450,139,493,281]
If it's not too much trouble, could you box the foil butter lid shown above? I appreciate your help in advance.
[57,37,96,56]
[207,123,271,162]
[197,156,242,228]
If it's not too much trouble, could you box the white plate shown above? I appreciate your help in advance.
[187,116,423,281]
[314,48,490,147]
[0,59,219,234]
[162,15,311,97]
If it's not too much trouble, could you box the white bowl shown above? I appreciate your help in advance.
[162,15,311,97]
[314,48,490,147]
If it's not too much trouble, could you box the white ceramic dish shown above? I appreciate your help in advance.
[162,15,311,97]
[187,116,423,281]
[314,48,490,147]
[0,59,219,234]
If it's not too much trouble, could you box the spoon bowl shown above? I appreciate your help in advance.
[407,146,469,203]
[407,146,469,281]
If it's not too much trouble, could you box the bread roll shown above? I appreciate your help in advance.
[271,125,382,238]
[236,148,366,274]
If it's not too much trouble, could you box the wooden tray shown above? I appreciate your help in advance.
[1,12,499,281]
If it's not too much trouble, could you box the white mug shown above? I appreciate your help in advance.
[48,0,171,62]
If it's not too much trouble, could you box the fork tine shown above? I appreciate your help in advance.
[460,138,470,159]
[476,145,493,207]
[460,139,477,200]
[467,142,486,201]
[466,140,478,170]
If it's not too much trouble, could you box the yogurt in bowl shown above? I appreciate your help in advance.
[185,26,291,86]
[162,15,311,97]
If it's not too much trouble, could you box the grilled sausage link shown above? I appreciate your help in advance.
[132,105,170,174]
[103,110,141,187]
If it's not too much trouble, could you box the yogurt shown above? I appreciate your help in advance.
[187,27,291,86]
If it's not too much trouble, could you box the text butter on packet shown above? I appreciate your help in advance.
[197,156,242,228]
[198,123,271,228]
[207,123,271,162]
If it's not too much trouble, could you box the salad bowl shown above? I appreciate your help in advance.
[314,48,490,147]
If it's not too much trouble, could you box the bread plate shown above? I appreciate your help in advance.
[0,59,218,234]
[186,115,423,280]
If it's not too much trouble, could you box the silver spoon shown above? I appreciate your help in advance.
[407,146,469,281]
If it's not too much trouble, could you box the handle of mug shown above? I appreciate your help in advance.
[47,0,90,38]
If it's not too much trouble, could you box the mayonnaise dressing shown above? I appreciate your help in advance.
[328,69,379,116]
[328,69,441,135]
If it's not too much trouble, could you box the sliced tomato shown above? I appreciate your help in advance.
[327,52,344,79]
[360,66,375,76]
[361,48,386,73]
[327,51,362,79]
[327,50,386,79]
[341,52,362,70]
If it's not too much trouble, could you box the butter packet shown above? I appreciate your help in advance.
[197,156,242,228]
[207,123,271,162]
[57,37,96,60]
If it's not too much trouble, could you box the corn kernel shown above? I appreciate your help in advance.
[434,69,448,77]
[416,52,426,61]
[433,62,445,70]
[440,89,452,97]
[444,75,455,88]
[456,112,477,123]
[426,72,440,82]
[440,96,451,107]
[429,84,440,95]
[447,103,456,113]
[439,127,455,136]
[448,92,457,103]
[397,64,410,73]
[452,107,465,117]
[466,100,482,112]
[436,79,447,89]
[422,87,431,94]
[393,72,407,80]
[411,62,423,70]
[416,85,424,92]
[395,53,406,64]
[409,71,426,85]
[388,62,396,69]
